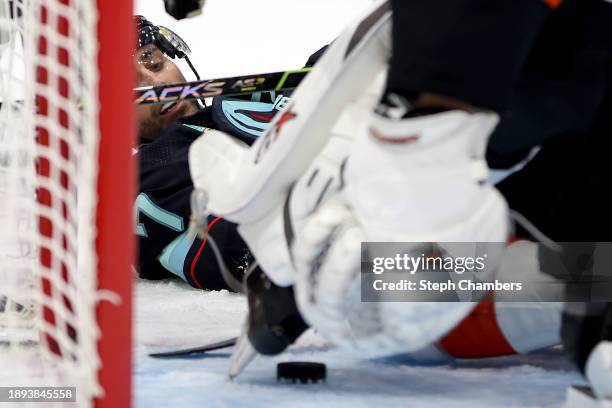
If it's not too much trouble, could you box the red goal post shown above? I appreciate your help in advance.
[0,0,134,406]
[96,0,134,406]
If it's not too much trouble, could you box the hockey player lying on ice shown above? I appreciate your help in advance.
[133,15,292,290]
[185,0,612,397]
[131,14,574,364]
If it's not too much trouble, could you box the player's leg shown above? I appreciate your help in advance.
[507,12,612,396]
[346,0,556,249]
[385,0,553,113]
[190,0,568,366]
[327,0,555,351]
[563,303,612,405]
[349,0,555,238]
[487,0,612,170]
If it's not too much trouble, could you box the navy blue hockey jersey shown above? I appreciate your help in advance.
[135,93,289,290]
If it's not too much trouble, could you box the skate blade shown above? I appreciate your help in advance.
[228,324,258,380]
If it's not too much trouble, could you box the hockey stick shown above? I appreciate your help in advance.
[149,336,237,358]
[134,68,312,105]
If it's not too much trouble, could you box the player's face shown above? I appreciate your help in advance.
[135,44,199,141]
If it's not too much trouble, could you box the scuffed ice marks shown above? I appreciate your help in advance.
[133,279,582,408]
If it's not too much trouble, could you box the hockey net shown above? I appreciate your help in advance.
[0,0,133,406]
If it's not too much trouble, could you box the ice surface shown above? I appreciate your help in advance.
[135,279,584,408]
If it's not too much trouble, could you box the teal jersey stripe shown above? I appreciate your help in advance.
[157,231,197,280]
[182,124,206,133]
[221,99,276,137]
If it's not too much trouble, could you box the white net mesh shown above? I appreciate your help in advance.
[0,0,102,405]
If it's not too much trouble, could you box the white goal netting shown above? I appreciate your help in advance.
[0,0,131,406]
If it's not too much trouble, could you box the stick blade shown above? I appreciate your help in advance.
[149,337,237,359]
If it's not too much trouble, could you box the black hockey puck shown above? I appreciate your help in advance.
[277,362,326,383]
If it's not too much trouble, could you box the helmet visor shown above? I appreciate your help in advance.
[136,16,191,59]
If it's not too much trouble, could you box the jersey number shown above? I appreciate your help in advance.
[134,193,184,237]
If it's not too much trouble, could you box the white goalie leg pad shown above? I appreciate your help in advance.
[346,110,507,241]
[291,198,475,355]
[333,109,510,352]
[189,2,391,285]
[248,75,386,284]
[189,0,391,225]
[281,78,386,274]
[289,199,400,353]
[288,195,413,355]
[235,67,387,285]
[237,132,356,286]
[292,198,368,346]
[586,341,612,401]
